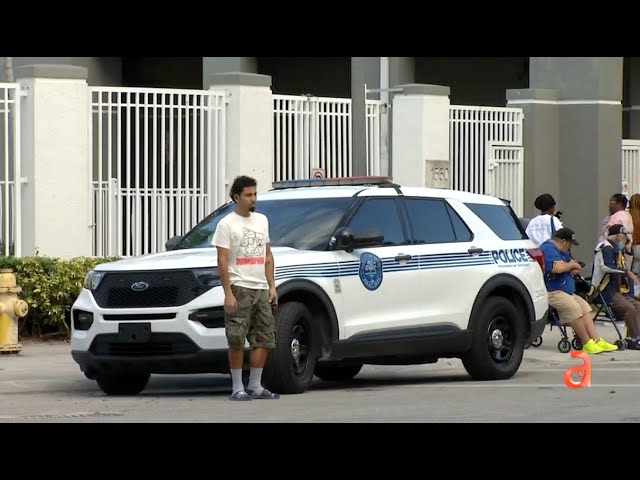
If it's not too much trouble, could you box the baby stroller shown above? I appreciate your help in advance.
[525,274,627,353]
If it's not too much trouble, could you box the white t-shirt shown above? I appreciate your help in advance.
[211,211,270,290]
[525,214,563,247]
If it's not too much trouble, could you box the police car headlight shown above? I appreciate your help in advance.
[83,270,106,290]
[192,268,222,288]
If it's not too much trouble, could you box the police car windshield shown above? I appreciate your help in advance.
[175,197,353,251]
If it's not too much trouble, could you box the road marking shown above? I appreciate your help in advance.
[0,411,124,420]
[522,368,640,372]
[405,384,640,388]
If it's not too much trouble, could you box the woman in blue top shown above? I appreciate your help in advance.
[539,227,618,354]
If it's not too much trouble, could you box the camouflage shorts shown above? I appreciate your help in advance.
[225,285,276,349]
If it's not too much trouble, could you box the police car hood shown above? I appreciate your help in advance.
[93,246,311,272]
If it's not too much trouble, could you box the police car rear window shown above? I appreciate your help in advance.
[464,203,527,241]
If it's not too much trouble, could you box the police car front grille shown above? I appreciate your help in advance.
[89,333,199,356]
[92,270,207,308]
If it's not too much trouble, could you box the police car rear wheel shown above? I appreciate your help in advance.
[462,296,525,381]
[264,302,319,394]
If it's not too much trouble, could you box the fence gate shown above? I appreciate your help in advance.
[449,105,523,199]
[0,83,23,257]
[486,144,524,217]
[622,139,640,199]
[90,87,227,258]
[273,95,384,181]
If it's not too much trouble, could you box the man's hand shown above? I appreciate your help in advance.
[570,268,581,276]
[630,271,639,284]
[570,260,582,271]
[224,293,237,315]
[268,286,278,308]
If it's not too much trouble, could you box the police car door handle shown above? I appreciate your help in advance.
[394,254,412,262]
[468,247,483,256]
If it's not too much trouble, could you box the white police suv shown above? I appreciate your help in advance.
[71,177,549,395]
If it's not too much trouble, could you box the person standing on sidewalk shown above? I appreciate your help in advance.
[212,175,280,401]
[525,193,563,247]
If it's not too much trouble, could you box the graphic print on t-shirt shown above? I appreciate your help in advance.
[237,227,265,265]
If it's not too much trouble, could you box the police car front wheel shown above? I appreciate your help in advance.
[462,296,525,381]
[264,301,320,395]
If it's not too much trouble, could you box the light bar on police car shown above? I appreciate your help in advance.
[272,176,396,190]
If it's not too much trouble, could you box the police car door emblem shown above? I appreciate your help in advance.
[359,252,383,291]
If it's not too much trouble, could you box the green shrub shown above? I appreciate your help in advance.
[0,256,119,339]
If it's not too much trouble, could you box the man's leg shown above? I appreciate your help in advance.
[225,286,252,399]
[246,289,278,399]
[550,291,593,344]
[621,294,640,338]
[612,292,638,338]
[576,295,618,352]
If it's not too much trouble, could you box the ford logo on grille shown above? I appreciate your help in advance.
[131,281,149,292]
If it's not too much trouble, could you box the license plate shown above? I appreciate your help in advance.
[118,323,151,343]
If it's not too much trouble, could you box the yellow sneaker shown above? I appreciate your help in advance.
[596,338,618,352]
[582,339,604,354]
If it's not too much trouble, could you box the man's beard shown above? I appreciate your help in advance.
[249,206,256,212]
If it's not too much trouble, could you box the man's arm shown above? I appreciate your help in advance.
[551,259,581,274]
[217,246,233,297]
[265,243,277,305]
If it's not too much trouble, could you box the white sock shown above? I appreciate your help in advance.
[230,369,244,394]
[248,367,264,395]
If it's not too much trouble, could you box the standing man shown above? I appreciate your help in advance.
[212,175,280,401]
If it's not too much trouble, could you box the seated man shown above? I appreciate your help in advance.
[592,224,640,349]
[539,227,618,354]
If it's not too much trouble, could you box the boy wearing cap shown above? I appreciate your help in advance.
[540,227,619,354]
[525,193,563,247]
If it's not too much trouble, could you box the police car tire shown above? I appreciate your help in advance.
[462,296,525,381]
[314,363,363,382]
[95,372,150,396]
[263,302,320,395]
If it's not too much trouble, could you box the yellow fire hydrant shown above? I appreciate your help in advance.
[0,268,29,354]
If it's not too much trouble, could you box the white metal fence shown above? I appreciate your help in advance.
[449,105,523,197]
[622,139,640,199]
[486,144,524,217]
[273,95,384,181]
[90,87,227,258]
[0,83,22,257]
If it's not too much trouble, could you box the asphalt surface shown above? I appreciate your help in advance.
[1,321,639,422]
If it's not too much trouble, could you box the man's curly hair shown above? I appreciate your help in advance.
[229,175,257,203]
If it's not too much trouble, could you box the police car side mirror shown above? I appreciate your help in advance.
[165,235,184,251]
[333,228,384,253]
[333,228,355,252]
[352,230,384,250]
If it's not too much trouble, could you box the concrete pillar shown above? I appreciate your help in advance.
[625,57,640,139]
[207,72,273,196]
[203,57,257,88]
[391,84,450,188]
[506,89,560,219]
[527,57,623,264]
[16,64,92,258]
[351,58,368,176]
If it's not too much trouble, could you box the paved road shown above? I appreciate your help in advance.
[1,322,639,422]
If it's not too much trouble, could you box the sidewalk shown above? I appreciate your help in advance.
[522,319,640,366]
